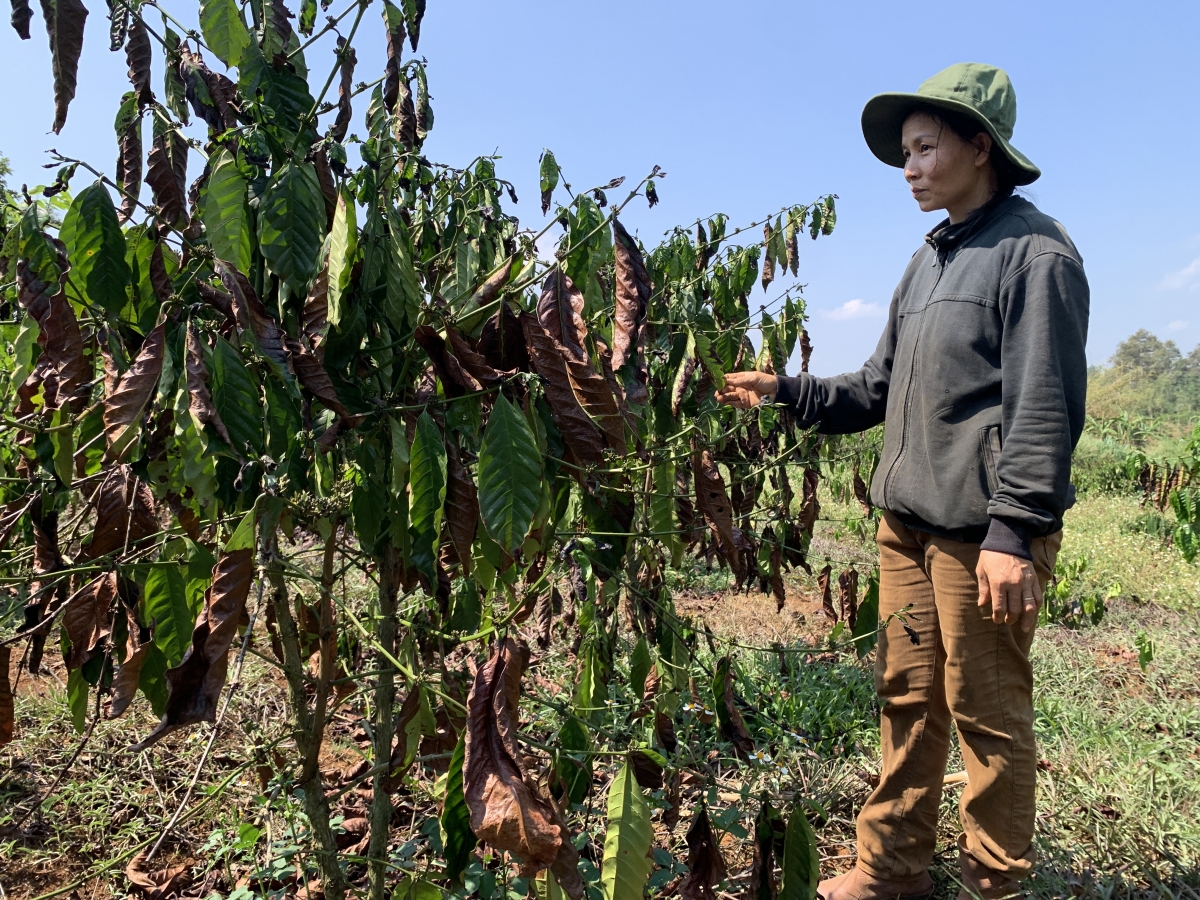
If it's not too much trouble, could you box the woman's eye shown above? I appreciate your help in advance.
[921,144,933,153]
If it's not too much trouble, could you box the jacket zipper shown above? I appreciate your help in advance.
[882,252,947,508]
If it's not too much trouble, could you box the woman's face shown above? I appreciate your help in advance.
[901,112,993,215]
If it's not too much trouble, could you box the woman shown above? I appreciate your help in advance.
[717,64,1089,900]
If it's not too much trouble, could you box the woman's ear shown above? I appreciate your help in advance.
[972,131,994,168]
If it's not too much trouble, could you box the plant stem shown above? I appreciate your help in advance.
[367,542,401,900]
[265,544,349,898]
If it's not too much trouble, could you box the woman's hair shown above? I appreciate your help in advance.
[906,102,1018,196]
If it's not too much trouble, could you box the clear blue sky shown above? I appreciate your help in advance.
[3,0,1197,376]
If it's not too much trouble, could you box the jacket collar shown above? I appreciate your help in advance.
[926,190,1016,262]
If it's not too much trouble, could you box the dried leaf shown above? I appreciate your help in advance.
[125,14,152,107]
[43,0,88,133]
[611,218,650,372]
[461,255,518,324]
[104,321,165,461]
[799,329,812,373]
[146,123,188,227]
[109,640,152,718]
[693,447,744,578]
[445,441,478,576]
[11,0,32,39]
[116,111,142,224]
[671,355,697,418]
[838,568,858,631]
[761,223,775,292]
[414,325,475,397]
[16,245,90,413]
[286,336,357,425]
[214,260,287,365]
[536,271,588,362]
[302,262,329,357]
[479,300,529,372]
[125,849,191,898]
[0,645,12,748]
[63,571,117,670]
[463,637,564,872]
[818,565,835,623]
[521,313,605,468]
[678,804,726,900]
[796,468,819,535]
[132,543,254,750]
[393,74,417,148]
[628,749,664,791]
[79,464,158,561]
[713,655,754,759]
[185,324,234,446]
[446,327,502,387]
[381,0,405,113]
[330,36,356,143]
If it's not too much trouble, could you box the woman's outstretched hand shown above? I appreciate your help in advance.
[714,371,780,409]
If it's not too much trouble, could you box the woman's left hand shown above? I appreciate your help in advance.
[976,550,1042,632]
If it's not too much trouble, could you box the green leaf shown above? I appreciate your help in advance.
[851,571,879,659]
[409,411,447,581]
[143,563,193,667]
[12,315,39,390]
[258,161,325,300]
[49,405,74,487]
[200,0,251,69]
[327,188,357,327]
[385,209,423,337]
[210,336,264,455]
[202,149,252,273]
[600,760,654,900]
[60,181,130,313]
[779,807,820,900]
[478,395,542,555]
[352,473,386,549]
[556,716,592,805]
[629,636,651,702]
[298,0,316,34]
[67,667,89,733]
[137,642,168,715]
[224,502,259,552]
[391,878,443,900]
[440,733,475,882]
[533,872,564,900]
[539,150,558,214]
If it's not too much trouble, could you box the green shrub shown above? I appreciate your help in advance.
[1071,433,1132,495]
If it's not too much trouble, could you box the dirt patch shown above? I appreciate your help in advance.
[675,577,835,648]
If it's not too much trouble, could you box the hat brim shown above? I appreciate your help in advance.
[861,92,1041,186]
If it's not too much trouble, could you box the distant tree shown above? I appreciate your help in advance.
[1111,329,1183,377]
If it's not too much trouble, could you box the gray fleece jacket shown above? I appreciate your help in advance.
[774,194,1090,558]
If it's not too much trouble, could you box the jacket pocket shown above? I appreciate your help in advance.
[980,425,1002,496]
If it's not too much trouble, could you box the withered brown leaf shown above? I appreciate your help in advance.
[520,314,605,468]
[330,36,356,143]
[0,646,15,749]
[146,124,188,227]
[116,113,142,224]
[125,14,152,107]
[463,637,563,872]
[79,464,158,561]
[125,849,191,898]
[678,804,727,900]
[45,0,88,133]
[185,325,234,447]
[214,261,286,365]
[104,321,165,461]
[109,639,152,718]
[818,565,836,623]
[478,300,529,373]
[536,271,587,363]
[611,217,651,372]
[692,446,745,578]
[838,568,858,630]
[63,571,117,670]
[445,440,478,576]
[132,546,254,750]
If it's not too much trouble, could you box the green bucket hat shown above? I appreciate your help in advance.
[861,62,1040,185]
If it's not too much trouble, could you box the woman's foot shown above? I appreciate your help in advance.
[817,864,934,900]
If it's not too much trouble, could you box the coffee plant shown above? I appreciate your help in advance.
[0,1,879,896]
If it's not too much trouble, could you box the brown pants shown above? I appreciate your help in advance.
[856,513,1060,881]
